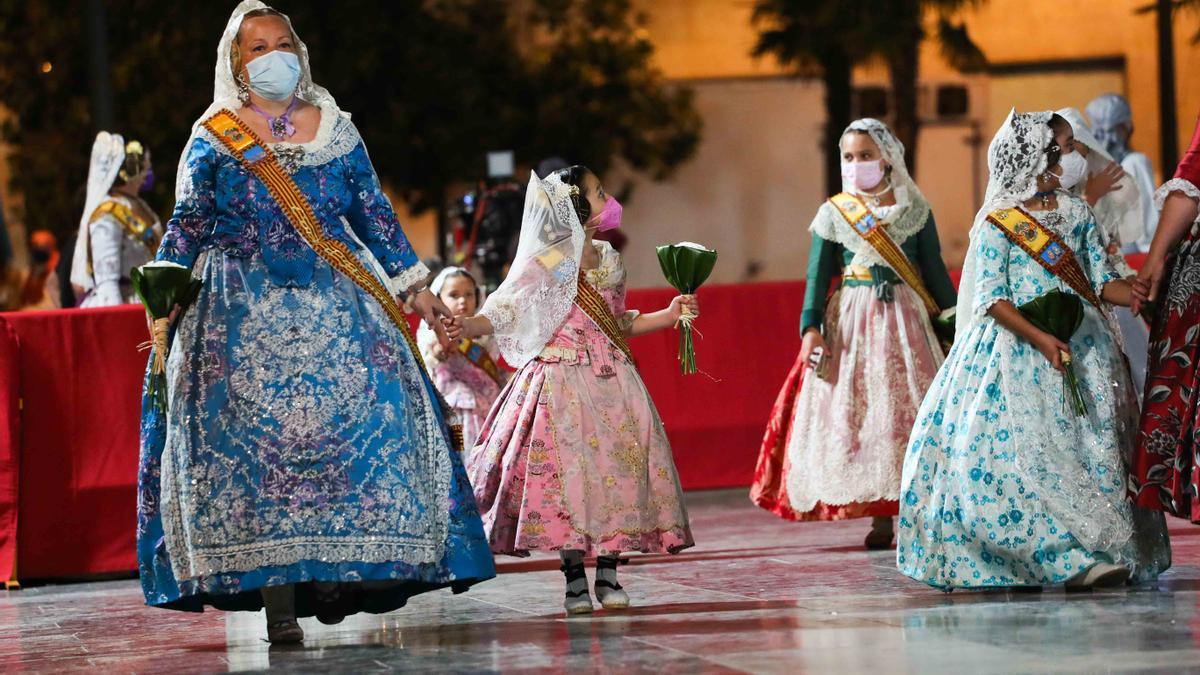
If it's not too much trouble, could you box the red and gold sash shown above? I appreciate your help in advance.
[574,272,635,362]
[87,199,161,275]
[986,206,1102,309]
[457,338,504,386]
[828,192,941,316]
[202,109,463,451]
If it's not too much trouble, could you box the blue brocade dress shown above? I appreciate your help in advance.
[897,197,1171,590]
[137,110,495,614]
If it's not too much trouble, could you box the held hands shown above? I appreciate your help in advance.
[1084,161,1126,206]
[1130,253,1164,316]
[1033,330,1070,373]
[410,289,455,351]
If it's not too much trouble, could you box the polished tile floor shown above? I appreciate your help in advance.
[3,489,1199,673]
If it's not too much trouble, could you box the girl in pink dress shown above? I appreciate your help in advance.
[451,166,698,615]
[418,267,506,456]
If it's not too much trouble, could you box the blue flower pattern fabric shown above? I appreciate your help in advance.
[138,111,495,614]
[898,196,1171,590]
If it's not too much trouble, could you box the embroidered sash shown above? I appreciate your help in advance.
[986,207,1102,309]
[87,200,160,275]
[457,338,504,386]
[574,272,635,362]
[828,192,941,316]
[202,109,464,451]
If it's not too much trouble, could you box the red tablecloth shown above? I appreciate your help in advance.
[0,281,807,580]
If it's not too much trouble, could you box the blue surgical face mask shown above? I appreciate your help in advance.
[245,50,301,101]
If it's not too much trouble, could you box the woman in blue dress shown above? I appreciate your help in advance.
[897,110,1171,591]
[137,1,494,643]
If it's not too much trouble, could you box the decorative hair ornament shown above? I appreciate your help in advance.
[566,184,580,197]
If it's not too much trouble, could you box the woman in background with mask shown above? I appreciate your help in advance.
[751,119,955,550]
[137,2,494,644]
[451,165,698,615]
[71,132,160,307]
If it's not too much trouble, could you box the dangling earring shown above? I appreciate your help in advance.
[236,71,251,105]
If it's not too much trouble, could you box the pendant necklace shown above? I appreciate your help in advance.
[857,180,893,208]
[248,97,299,141]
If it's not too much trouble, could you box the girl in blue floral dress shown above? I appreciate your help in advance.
[897,110,1171,591]
[137,2,494,643]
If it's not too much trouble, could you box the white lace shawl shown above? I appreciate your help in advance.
[810,118,932,268]
[479,171,585,368]
[71,132,126,292]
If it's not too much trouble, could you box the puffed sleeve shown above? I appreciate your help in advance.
[1174,113,1200,188]
[971,222,1013,317]
[342,131,427,295]
[88,213,127,306]
[157,135,218,269]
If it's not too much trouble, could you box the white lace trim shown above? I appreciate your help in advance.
[392,261,432,295]
[203,103,360,167]
[1154,178,1200,221]
[810,201,926,269]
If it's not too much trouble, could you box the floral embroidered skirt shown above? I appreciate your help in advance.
[899,309,1170,589]
[1133,233,1200,523]
[467,354,693,557]
[760,286,942,521]
[137,250,496,614]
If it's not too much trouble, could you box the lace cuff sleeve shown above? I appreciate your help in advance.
[389,261,431,296]
[1154,178,1200,211]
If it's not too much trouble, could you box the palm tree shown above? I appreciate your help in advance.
[877,0,987,177]
[752,1,985,189]
[751,2,882,197]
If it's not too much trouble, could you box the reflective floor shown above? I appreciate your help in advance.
[3,489,1199,673]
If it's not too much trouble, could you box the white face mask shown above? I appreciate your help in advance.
[1055,151,1088,191]
[841,159,886,192]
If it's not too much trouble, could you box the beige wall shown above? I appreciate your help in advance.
[615,0,1200,285]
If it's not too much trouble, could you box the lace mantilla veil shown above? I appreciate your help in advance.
[954,109,1056,336]
[842,118,931,234]
[956,109,1135,555]
[70,132,126,292]
[172,1,340,193]
[479,171,585,368]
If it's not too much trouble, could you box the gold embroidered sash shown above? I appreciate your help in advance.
[202,109,463,451]
[574,273,635,362]
[457,338,504,386]
[87,200,160,275]
[986,207,1102,309]
[828,192,940,316]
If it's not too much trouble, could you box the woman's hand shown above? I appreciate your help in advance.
[667,294,700,323]
[1084,161,1126,206]
[1032,331,1070,372]
[799,328,827,367]
[410,289,454,350]
[145,304,181,338]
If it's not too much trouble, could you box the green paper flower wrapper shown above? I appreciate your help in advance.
[656,242,717,375]
[132,261,203,412]
[1017,289,1086,416]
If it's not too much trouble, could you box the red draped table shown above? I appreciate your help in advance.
[0,281,808,581]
